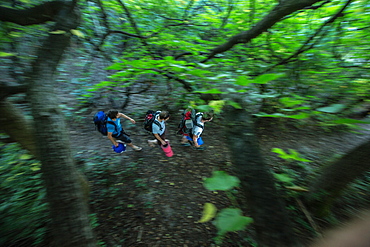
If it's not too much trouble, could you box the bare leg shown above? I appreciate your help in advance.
[181,136,188,144]
[127,143,142,151]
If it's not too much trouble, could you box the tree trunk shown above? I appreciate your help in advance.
[0,99,37,155]
[25,2,96,246]
[224,105,298,247]
[305,139,370,217]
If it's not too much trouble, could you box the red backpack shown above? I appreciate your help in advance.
[177,109,203,136]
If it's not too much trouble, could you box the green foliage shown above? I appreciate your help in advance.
[214,208,253,236]
[0,143,49,246]
[271,148,312,162]
[202,171,253,244]
[213,208,254,245]
[203,171,240,191]
[316,104,346,113]
[73,0,370,131]
[273,173,295,185]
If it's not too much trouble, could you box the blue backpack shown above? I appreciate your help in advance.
[93,111,117,136]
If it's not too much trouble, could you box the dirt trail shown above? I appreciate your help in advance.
[67,108,370,246]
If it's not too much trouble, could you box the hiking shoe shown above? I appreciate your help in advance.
[133,146,142,151]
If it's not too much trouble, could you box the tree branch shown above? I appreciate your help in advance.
[262,0,353,73]
[116,0,149,48]
[202,0,327,62]
[150,68,193,92]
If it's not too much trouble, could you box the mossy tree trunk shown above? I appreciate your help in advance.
[224,105,298,247]
[0,1,96,246]
[305,139,370,217]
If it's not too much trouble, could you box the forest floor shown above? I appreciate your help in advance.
[61,86,370,247]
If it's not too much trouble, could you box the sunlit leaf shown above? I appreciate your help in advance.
[235,75,253,86]
[279,97,305,107]
[209,100,225,113]
[70,29,85,38]
[198,203,217,223]
[272,148,311,162]
[19,154,32,160]
[194,89,224,94]
[49,30,66,34]
[30,167,41,171]
[0,52,16,57]
[253,73,285,84]
[271,148,289,159]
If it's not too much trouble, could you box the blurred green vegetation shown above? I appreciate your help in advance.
[0,142,49,246]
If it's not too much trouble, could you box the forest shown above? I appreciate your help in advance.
[0,0,370,246]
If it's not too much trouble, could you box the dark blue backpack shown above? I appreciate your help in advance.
[93,111,117,136]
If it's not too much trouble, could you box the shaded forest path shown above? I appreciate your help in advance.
[60,86,370,246]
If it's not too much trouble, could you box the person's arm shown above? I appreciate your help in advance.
[193,134,200,147]
[153,133,166,146]
[118,113,135,124]
[107,132,118,147]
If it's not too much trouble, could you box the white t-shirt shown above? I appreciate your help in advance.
[192,117,204,137]
[152,116,165,135]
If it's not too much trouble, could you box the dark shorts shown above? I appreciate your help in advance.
[153,132,166,146]
[114,131,132,143]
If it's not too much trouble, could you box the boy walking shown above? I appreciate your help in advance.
[148,111,170,146]
[106,110,142,151]
[181,112,213,150]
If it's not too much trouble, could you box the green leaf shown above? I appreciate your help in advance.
[0,52,16,57]
[105,63,124,70]
[253,73,285,84]
[273,173,294,184]
[214,208,253,235]
[279,97,305,107]
[70,29,85,38]
[209,100,225,113]
[49,30,66,34]
[316,104,346,113]
[198,203,217,223]
[19,154,33,160]
[194,89,224,94]
[196,105,213,112]
[288,149,311,162]
[226,100,243,109]
[204,171,240,191]
[235,75,253,86]
[271,148,290,159]
[272,148,311,162]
